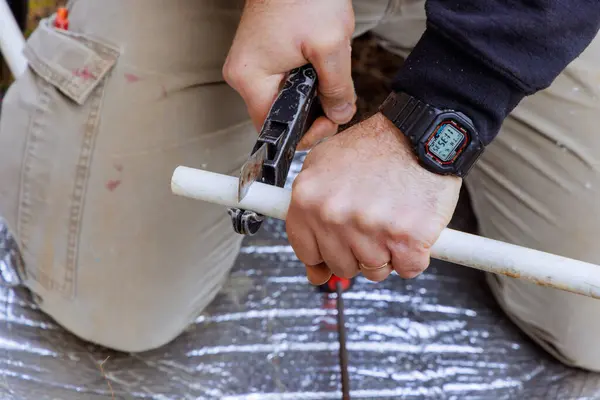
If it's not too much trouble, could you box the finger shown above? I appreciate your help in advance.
[245,74,286,131]
[348,231,393,282]
[286,212,323,267]
[315,229,360,279]
[359,261,394,282]
[388,241,431,279]
[306,262,333,286]
[296,116,338,151]
[223,62,285,131]
[287,207,333,285]
[306,39,356,124]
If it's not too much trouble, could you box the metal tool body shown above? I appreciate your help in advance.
[228,63,357,292]
[229,64,323,235]
[336,281,351,400]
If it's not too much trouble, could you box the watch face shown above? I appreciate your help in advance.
[425,120,469,164]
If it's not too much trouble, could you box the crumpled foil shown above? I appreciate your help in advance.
[0,155,599,400]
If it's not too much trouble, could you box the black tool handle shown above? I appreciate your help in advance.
[257,63,324,188]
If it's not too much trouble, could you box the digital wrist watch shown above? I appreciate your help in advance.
[378,91,484,178]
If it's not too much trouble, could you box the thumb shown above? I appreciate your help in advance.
[296,116,338,151]
[307,40,356,125]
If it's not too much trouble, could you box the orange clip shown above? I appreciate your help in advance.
[54,7,69,30]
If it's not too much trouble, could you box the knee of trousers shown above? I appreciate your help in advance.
[0,11,253,353]
[22,202,245,353]
[465,30,600,372]
[37,297,199,354]
[30,246,241,353]
[487,273,600,373]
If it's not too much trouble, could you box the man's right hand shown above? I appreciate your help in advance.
[223,0,357,150]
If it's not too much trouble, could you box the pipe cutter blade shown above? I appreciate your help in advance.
[238,143,268,202]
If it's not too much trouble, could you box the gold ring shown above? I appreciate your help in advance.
[359,261,390,271]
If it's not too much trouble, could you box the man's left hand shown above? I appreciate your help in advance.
[286,112,462,284]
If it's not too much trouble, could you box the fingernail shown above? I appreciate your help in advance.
[330,102,354,122]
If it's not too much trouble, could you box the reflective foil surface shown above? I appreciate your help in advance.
[0,154,599,399]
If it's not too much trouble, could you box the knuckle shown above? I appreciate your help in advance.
[320,83,352,100]
[341,18,354,36]
[318,34,350,54]
[319,198,349,226]
[386,219,438,249]
[393,247,431,279]
[385,222,411,243]
[341,13,356,36]
[291,175,320,208]
[222,57,247,89]
[304,32,350,64]
[353,207,386,233]
[409,217,444,248]
[414,237,435,254]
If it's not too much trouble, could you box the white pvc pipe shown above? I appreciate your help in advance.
[0,0,28,78]
[172,165,600,299]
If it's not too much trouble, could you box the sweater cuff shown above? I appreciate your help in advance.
[390,28,526,145]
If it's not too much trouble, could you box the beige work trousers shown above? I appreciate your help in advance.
[1,0,600,369]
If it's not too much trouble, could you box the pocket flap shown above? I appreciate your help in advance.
[23,18,119,105]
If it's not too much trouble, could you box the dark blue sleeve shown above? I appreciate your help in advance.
[390,1,600,145]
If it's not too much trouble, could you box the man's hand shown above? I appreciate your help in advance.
[286,113,462,284]
[223,0,357,150]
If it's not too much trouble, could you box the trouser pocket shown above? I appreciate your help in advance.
[4,16,119,299]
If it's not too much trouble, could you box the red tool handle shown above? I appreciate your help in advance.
[318,275,355,293]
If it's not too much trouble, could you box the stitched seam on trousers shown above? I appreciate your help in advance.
[12,80,48,286]
[23,46,84,102]
[64,79,108,299]
[17,83,59,291]
[73,36,120,61]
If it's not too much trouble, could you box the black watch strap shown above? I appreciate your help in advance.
[379,91,438,144]
[378,91,484,178]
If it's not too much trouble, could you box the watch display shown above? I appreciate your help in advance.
[426,121,468,163]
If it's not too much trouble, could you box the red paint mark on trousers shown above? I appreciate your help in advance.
[124,73,140,83]
[73,67,97,80]
[106,180,122,191]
